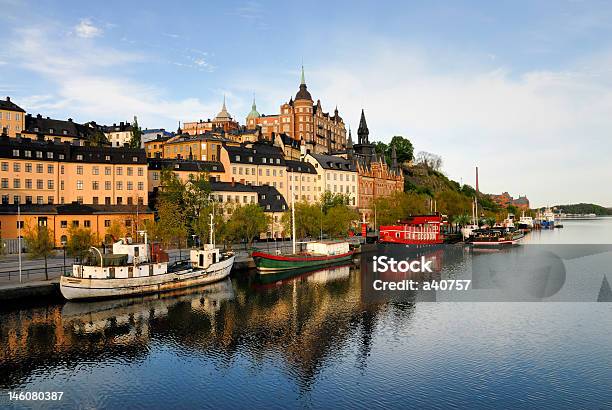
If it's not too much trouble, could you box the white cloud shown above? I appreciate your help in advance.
[74,18,102,38]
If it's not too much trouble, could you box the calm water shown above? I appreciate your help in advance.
[1,219,611,409]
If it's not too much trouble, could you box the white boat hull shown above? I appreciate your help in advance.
[60,255,235,301]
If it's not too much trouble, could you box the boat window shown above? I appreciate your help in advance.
[199,254,204,267]
[212,252,217,264]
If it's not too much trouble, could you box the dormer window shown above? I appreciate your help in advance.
[33,127,39,132]
[262,158,267,164]
[212,166,217,171]
[261,194,266,199]
[49,128,54,134]
[12,149,19,157]
[132,156,138,162]
[105,155,110,161]
[25,150,31,158]
[235,155,240,161]
[63,130,68,135]
[36,151,42,158]
[248,156,253,162]
[76,154,83,160]
[276,195,280,200]
[174,164,180,169]
[276,158,280,164]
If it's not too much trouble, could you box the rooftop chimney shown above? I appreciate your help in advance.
[6,96,10,102]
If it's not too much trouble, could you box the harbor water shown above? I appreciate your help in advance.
[1,219,611,408]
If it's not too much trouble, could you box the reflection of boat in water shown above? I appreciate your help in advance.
[61,222,235,301]
[61,278,235,333]
[254,262,352,287]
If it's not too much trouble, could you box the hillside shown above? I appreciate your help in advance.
[402,163,499,212]
[553,203,612,215]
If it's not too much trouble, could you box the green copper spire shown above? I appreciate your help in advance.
[300,65,305,85]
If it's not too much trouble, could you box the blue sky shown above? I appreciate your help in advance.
[2,0,612,206]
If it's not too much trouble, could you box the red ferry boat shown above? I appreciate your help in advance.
[379,214,444,245]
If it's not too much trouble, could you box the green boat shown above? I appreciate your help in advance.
[252,241,355,273]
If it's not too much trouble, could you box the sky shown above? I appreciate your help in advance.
[1,0,612,207]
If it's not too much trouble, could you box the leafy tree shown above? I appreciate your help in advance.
[281,201,322,240]
[320,191,351,214]
[90,130,109,147]
[452,214,472,228]
[156,199,188,249]
[506,205,519,215]
[185,173,212,218]
[191,201,225,246]
[389,135,414,164]
[129,116,143,148]
[24,225,55,280]
[158,168,186,208]
[323,205,359,238]
[66,226,98,261]
[105,219,125,243]
[225,204,271,248]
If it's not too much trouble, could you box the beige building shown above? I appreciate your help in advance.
[0,203,153,248]
[147,159,225,193]
[219,142,288,201]
[285,159,318,203]
[0,136,148,207]
[304,153,358,207]
[183,98,240,135]
[161,134,238,162]
[0,97,25,138]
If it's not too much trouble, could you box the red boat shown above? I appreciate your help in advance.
[379,214,443,245]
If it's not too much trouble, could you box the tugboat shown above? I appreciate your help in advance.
[538,207,556,229]
[60,216,235,300]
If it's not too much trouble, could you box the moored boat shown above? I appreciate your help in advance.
[379,214,444,245]
[60,218,235,301]
[252,241,355,273]
[467,228,524,247]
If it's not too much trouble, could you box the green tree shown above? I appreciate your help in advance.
[129,116,143,148]
[90,130,109,146]
[191,201,225,246]
[105,219,125,243]
[24,225,55,280]
[66,226,97,261]
[158,168,186,208]
[281,201,322,240]
[389,135,414,164]
[320,191,351,214]
[323,205,359,238]
[185,173,212,218]
[156,199,188,249]
[226,204,271,248]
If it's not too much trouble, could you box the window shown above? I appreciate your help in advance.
[138,182,144,190]
[105,181,111,190]
[36,179,43,189]
[72,221,79,228]
[127,167,133,176]
[47,165,53,174]
[117,181,123,190]
[47,180,53,189]
[92,181,99,190]
[77,166,83,175]
[104,219,111,227]
[48,196,54,204]
[25,163,32,173]
[153,172,159,181]
[105,197,111,205]
[60,180,64,190]
[93,166,99,175]
[14,195,20,204]
[116,197,122,204]
[105,167,111,175]
[93,196,98,205]
[36,151,42,159]
[13,179,20,188]
[77,196,83,204]
[127,181,133,190]
[36,196,43,204]
[47,152,53,159]
[127,197,133,205]
[25,196,32,204]
[3,178,10,188]
[137,167,143,176]
[84,220,91,228]
[61,220,68,228]
[117,167,123,175]
[76,154,83,160]
[60,165,64,174]
[36,164,43,173]
[2,162,10,171]
[76,180,83,190]
[12,149,19,157]
[1,195,7,205]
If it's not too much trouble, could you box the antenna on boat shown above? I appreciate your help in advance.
[209,213,214,245]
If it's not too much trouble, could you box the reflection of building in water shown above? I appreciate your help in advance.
[0,261,425,391]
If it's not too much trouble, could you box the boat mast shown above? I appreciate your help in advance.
[474,166,479,226]
[291,170,296,254]
[209,213,214,245]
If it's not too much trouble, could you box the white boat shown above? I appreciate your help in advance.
[60,218,235,301]
[518,212,534,229]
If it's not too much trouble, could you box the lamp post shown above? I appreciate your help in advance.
[61,238,67,276]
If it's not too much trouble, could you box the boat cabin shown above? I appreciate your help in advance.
[306,241,350,256]
[379,214,443,245]
[112,238,150,264]
[190,244,221,270]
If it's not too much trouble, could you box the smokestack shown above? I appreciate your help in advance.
[476,166,479,194]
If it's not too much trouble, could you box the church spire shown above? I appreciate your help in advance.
[357,108,369,144]
[300,64,306,85]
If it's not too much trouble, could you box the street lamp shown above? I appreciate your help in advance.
[61,238,67,276]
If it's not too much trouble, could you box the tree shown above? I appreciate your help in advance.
[105,219,125,243]
[281,201,322,240]
[24,225,55,280]
[66,226,97,261]
[185,172,212,218]
[453,214,472,228]
[389,136,414,164]
[415,151,443,171]
[320,191,351,214]
[158,168,186,207]
[90,130,109,146]
[156,199,188,249]
[129,116,143,148]
[323,205,359,238]
[191,201,225,246]
[225,204,270,248]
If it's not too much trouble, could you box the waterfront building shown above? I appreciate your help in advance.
[209,181,288,239]
[0,135,148,207]
[0,96,25,138]
[0,203,154,248]
[349,110,404,222]
[182,98,240,135]
[285,159,318,203]
[303,152,358,207]
[147,158,225,193]
[246,67,347,154]
[219,142,288,201]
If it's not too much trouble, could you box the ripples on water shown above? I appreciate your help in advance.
[1,220,611,409]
